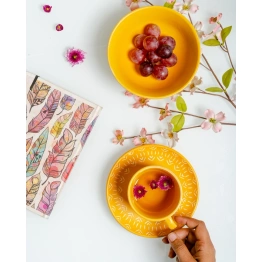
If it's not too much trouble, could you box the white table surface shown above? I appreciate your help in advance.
[26,0,236,261]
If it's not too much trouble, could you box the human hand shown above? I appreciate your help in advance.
[162,216,216,262]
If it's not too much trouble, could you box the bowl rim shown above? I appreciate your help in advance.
[108,6,201,99]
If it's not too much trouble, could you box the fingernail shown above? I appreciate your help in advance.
[168,232,177,242]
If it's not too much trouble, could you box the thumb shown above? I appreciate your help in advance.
[168,232,195,262]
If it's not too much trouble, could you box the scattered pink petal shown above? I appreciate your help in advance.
[133,96,149,108]
[133,185,147,199]
[201,109,226,133]
[56,24,64,31]
[150,180,158,190]
[65,47,86,67]
[43,5,52,13]
[112,130,125,145]
[159,103,172,121]
[157,176,174,191]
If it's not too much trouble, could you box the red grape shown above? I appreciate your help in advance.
[159,36,176,50]
[152,65,168,80]
[139,61,154,77]
[133,34,147,49]
[144,24,161,38]
[129,48,147,64]
[161,53,178,67]
[156,45,173,58]
[143,36,159,51]
[147,51,161,63]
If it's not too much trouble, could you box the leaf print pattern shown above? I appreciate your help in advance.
[50,112,73,139]
[80,117,98,147]
[69,103,94,136]
[37,181,61,216]
[57,94,76,115]
[26,128,49,177]
[26,137,33,152]
[61,156,78,182]
[27,89,61,133]
[27,81,51,112]
[26,173,41,205]
[42,128,76,184]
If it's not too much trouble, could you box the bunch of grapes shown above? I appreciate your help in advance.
[129,24,177,80]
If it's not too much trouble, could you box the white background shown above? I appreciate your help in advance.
[26,0,236,261]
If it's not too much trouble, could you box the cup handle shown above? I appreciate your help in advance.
[165,217,177,230]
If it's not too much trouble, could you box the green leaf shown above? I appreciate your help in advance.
[163,1,176,8]
[221,26,232,44]
[176,96,187,112]
[222,68,234,88]
[171,114,185,132]
[202,39,220,46]
[205,87,224,93]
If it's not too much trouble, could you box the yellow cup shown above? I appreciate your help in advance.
[127,165,182,230]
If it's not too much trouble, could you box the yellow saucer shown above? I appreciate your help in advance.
[106,144,199,238]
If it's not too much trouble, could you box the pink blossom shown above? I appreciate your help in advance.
[209,13,222,24]
[133,128,155,146]
[126,0,142,11]
[174,0,199,15]
[201,109,226,133]
[56,24,64,31]
[125,90,133,96]
[133,185,147,199]
[112,130,125,145]
[159,103,172,121]
[43,5,52,13]
[65,48,86,67]
[194,21,205,39]
[161,123,179,148]
[184,76,202,94]
[133,96,149,108]
[150,180,158,190]
[171,92,182,102]
[157,175,174,191]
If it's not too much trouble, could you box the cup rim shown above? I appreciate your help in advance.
[127,165,183,222]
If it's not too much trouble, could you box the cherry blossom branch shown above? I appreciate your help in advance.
[200,62,211,71]
[124,132,161,139]
[182,89,230,102]
[219,24,236,74]
[147,104,206,119]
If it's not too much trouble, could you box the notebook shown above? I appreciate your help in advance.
[26,72,102,218]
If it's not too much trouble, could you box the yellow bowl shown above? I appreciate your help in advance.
[108,6,201,99]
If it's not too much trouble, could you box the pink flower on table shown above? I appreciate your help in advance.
[194,21,205,39]
[43,5,52,13]
[133,185,147,199]
[161,123,179,148]
[157,175,174,191]
[171,92,182,102]
[150,180,158,190]
[133,96,149,108]
[209,13,222,24]
[65,48,86,67]
[112,130,125,145]
[184,76,202,94]
[133,128,155,146]
[126,0,142,11]
[56,24,64,31]
[174,0,199,15]
[159,103,172,121]
[125,90,133,96]
[201,109,226,133]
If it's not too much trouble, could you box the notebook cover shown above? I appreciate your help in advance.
[26,72,102,218]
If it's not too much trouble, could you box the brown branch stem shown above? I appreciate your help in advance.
[144,0,154,6]
[182,89,229,102]
[200,62,211,71]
